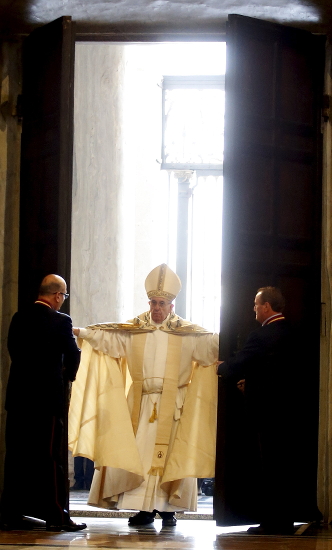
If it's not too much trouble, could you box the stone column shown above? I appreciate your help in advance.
[174,170,194,318]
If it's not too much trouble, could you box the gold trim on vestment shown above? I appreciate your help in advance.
[87,311,212,335]
[125,328,184,476]
[148,334,182,476]
[130,334,146,436]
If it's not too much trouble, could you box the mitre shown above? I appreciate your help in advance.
[145,264,181,301]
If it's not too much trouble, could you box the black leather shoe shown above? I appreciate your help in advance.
[62,519,87,531]
[158,511,177,527]
[46,519,86,532]
[61,510,87,531]
[162,515,177,527]
[247,524,294,535]
[128,511,156,525]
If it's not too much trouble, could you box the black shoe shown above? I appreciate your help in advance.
[162,515,177,527]
[46,520,87,532]
[247,524,294,535]
[128,511,156,526]
[158,511,177,527]
[62,519,87,532]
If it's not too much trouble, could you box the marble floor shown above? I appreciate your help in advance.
[1,517,332,550]
[1,493,332,549]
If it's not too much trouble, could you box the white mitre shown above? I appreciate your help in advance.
[145,264,181,301]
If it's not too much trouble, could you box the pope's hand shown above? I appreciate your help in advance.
[73,327,80,337]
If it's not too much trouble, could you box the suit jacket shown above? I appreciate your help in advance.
[218,319,294,430]
[6,302,81,416]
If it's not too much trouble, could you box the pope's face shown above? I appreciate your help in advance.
[149,297,173,324]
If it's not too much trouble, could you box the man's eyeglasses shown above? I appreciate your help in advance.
[53,292,69,300]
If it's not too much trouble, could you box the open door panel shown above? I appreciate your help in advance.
[19,16,75,311]
[214,14,325,526]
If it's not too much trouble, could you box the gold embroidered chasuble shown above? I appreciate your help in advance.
[68,311,218,510]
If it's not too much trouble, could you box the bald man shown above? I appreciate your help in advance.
[0,275,85,532]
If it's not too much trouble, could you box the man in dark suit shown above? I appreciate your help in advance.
[217,286,295,535]
[0,274,86,532]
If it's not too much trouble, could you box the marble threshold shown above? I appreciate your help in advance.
[69,491,213,520]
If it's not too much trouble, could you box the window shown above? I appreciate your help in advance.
[161,73,225,331]
[162,75,225,170]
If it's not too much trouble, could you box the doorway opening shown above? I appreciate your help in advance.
[71,42,225,331]
[70,40,225,506]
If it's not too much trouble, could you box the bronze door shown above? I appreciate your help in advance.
[215,14,325,526]
[19,16,75,311]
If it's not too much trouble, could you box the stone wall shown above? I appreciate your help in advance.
[71,43,171,328]
[0,38,22,490]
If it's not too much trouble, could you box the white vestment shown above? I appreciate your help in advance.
[69,312,219,512]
